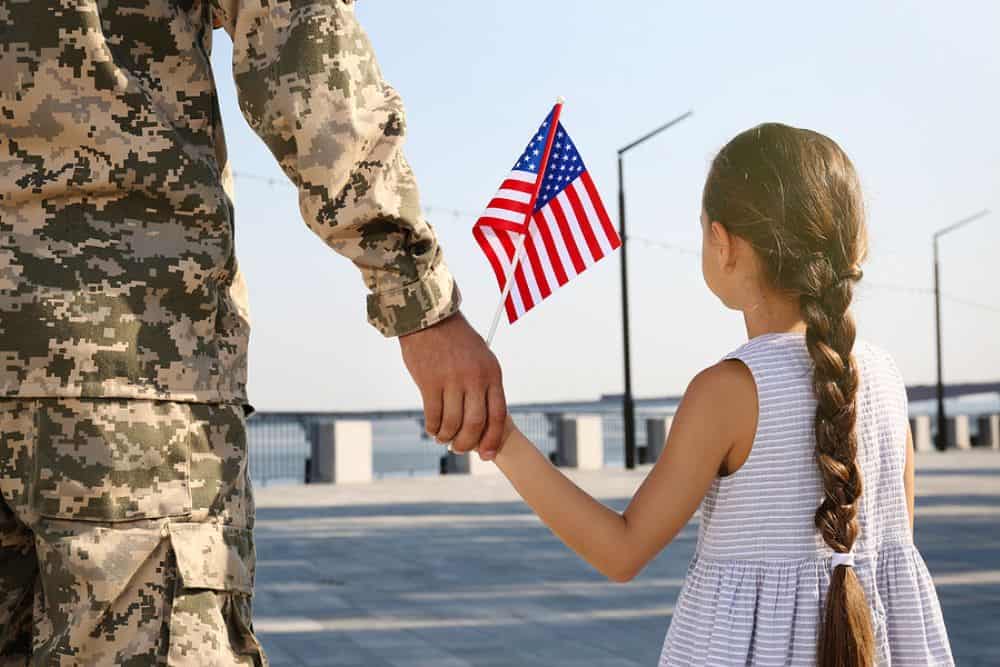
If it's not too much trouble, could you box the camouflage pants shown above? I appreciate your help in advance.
[0,399,267,666]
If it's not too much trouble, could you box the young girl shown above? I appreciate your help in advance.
[490,124,954,666]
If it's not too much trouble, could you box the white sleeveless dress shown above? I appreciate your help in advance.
[659,333,953,666]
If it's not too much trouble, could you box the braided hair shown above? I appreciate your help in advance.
[703,123,873,667]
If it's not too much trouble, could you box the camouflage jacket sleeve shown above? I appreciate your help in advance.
[211,0,460,337]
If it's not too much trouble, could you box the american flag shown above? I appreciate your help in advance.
[473,104,621,324]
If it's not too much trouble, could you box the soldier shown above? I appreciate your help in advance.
[0,1,506,664]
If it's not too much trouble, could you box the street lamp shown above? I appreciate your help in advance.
[933,208,991,450]
[617,110,693,469]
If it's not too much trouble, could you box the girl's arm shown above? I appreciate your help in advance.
[493,360,757,582]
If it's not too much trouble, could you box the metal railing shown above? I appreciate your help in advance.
[247,402,1000,486]
[246,408,673,487]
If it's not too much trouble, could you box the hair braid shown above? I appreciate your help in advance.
[801,261,874,665]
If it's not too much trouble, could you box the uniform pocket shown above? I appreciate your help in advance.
[166,522,267,666]
[30,399,193,522]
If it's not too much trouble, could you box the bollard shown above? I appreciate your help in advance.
[444,450,499,476]
[645,417,673,463]
[909,415,933,453]
[944,415,971,450]
[310,420,373,483]
[557,415,603,470]
[977,414,1000,450]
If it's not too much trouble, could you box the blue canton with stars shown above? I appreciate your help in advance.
[511,109,589,212]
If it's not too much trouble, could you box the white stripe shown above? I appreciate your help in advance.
[539,206,578,279]
[486,228,526,318]
[481,227,513,286]
[482,207,526,224]
[556,190,597,267]
[526,218,560,292]
[515,242,543,310]
[509,280,525,319]
[572,178,614,256]
[496,188,532,204]
[506,170,537,184]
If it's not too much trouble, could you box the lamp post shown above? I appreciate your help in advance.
[932,209,990,450]
[617,110,693,469]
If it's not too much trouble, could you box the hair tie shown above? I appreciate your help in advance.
[831,552,855,569]
[837,266,863,283]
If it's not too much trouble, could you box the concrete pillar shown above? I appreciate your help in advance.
[645,417,673,462]
[945,415,971,450]
[909,415,933,453]
[977,414,1000,450]
[557,416,603,470]
[311,420,373,483]
[444,450,499,476]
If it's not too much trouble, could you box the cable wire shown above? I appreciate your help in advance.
[232,171,999,314]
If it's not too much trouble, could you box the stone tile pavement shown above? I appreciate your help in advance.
[251,450,1000,666]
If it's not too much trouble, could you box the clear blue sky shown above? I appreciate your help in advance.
[210,1,1000,411]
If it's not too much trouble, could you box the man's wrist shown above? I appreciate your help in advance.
[368,260,461,338]
[398,310,462,342]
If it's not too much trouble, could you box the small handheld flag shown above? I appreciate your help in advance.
[474,100,620,345]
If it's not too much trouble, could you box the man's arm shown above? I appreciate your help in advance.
[213,0,506,455]
[213,0,455,336]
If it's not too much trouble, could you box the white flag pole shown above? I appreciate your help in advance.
[484,97,565,349]
[485,234,527,347]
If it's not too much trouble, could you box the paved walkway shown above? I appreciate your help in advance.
[252,450,1000,666]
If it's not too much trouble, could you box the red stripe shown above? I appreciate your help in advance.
[532,211,569,286]
[581,171,621,249]
[522,230,552,300]
[473,225,507,290]
[474,217,526,234]
[500,178,536,193]
[505,293,518,323]
[516,102,565,234]
[496,230,535,314]
[482,226,517,324]
[564,182,604,262]
[485,197,530,214]
[548,197,586,274]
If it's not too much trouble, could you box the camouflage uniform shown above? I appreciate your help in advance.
[0,0,459,663]
[0,400,262,665]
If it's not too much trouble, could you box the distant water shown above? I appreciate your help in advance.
[247,394,999,487]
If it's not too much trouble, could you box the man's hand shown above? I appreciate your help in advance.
[399,312,507,460]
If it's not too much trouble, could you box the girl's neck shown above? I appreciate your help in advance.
[742,292,807,340]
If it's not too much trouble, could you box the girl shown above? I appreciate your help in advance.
[489,124,954,666]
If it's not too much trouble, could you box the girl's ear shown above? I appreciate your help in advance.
[709,221,735,272]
